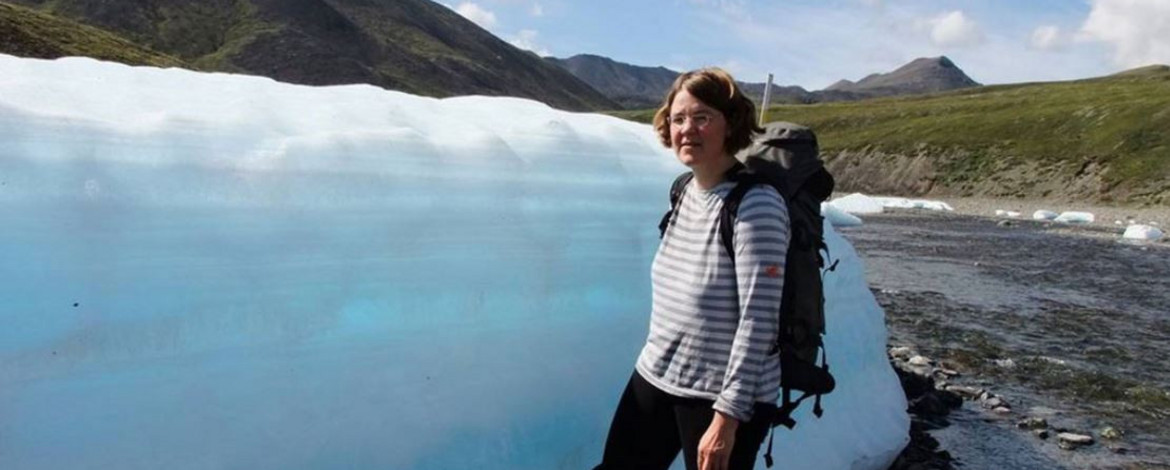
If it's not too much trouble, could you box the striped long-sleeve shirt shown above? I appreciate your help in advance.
[635,178,789,422]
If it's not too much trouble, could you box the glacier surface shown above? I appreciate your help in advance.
[0,54,907,470]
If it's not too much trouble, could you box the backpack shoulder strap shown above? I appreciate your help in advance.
[718,180,756,262]
[658,172,694,238]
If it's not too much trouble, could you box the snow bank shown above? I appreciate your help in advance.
[828,193,884,215]
[873,196,953,212]
[1033,210,1059,221]
[1123,225,1165,241]
[1054,211,1095,224]
[0,54,907,470]
[828,194,952,216]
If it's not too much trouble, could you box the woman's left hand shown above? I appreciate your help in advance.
[698,411,739,470]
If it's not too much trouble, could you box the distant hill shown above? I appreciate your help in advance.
[0,2,184,67]
[612,66,1170,206]
[548,54,981,107]
[1,0,618,111]
[545,54,810,107]
[545,54,678,109]
[825,56,980,96]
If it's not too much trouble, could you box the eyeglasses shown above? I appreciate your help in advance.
[668,112,717,129]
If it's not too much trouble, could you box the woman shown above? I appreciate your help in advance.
[595,68,789,470]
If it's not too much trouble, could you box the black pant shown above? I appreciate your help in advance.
[595,371,775,470]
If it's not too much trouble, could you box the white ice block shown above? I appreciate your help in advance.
[829,193,885,215]
[0,53,909,470]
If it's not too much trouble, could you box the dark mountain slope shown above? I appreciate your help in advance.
[0,1,183,67]
[546,54,679,108]
[827,56,980,95]
[4,0,618,111]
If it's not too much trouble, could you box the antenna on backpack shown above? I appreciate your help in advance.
[759,73,773,125]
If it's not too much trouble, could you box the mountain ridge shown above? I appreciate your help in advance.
[1,0,619,111]
[548,54,982,107]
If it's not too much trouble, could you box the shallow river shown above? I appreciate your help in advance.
[842,210,1170,469]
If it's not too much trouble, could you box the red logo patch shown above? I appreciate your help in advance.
[765,265,781,278]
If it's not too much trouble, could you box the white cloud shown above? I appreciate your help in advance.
[1030,25,1064,50]
[1080,0,1170,68]
[922,11,984,48]
[454,2,498,30]
[530,2,543,17]
[508,29,551,56]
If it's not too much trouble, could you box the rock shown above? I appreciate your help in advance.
[937,368,959,378]
[1035,356,1066,365]
[994,358,1016,369]
[1017,417,1048,430]
[1058,432,1094,449]
[996,220,1013,227]
[945,385,983,400]
[910,393,954,416]
[978,391,992,402]
[1059,433,1093,444]
[890,346,915,359]
[908,355,932,367]
[992,406,1012,415]
[1100,426,1123,440]
[1034,429,1049,439]
[982,397,1005,409]
[1107,444,1129,454]
[900,363,933,380]
[897,365,935,399]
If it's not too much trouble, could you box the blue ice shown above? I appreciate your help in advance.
[0,54,907,470]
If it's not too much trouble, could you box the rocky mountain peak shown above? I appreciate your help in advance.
[832,56,980,94]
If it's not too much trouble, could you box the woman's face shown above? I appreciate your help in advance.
[669,89,728,169]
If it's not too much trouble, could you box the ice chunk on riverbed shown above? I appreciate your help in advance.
[1054,211,1095,224]
[873,197,953,212]
[1123,225,1164,241]
[995,210,1021,218]
[823,203,863,227]
[829,193,884,215]
[1033,210,1059,221]
[0,54,908,470]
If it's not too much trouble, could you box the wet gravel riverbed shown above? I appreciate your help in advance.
[841,209,1170,469]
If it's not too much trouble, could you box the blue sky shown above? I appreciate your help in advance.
[444,0,1170,89]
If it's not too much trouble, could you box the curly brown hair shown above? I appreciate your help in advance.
[652,67,762,156]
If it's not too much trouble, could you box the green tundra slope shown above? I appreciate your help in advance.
[615,67,1170,205]
[0,1,184,67]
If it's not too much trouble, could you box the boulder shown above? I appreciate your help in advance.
[1058,432,1094,449]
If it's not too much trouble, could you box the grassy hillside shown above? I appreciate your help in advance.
[0,1,184,67]
[3,0,618,111]
[613,69,1170,205]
